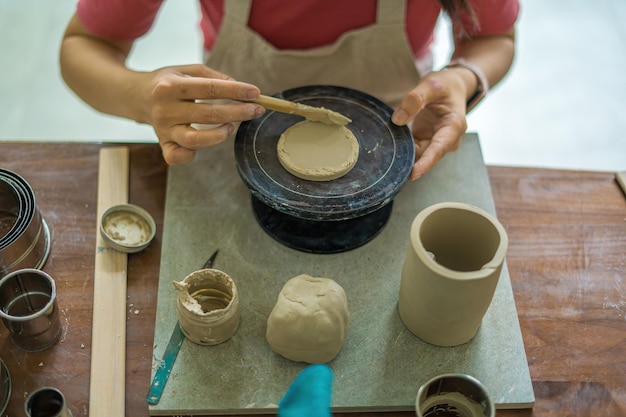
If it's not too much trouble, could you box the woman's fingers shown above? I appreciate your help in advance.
[175,64,233,81]
[392,77,444,126]
[152,99,264,127]
[410,124,459,180]
[142,64,271,166]
[151,68,260,102]
[159,123,235,165]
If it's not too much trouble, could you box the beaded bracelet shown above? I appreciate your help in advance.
[445,58,489,111]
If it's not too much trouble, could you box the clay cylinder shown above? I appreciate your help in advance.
[398,202,508,346]
[175,269,240,346]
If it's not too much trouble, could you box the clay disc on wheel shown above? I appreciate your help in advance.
[276,121,359,181]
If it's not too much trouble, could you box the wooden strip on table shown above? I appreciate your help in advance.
[89,146,129,417]
[615,170,626,196]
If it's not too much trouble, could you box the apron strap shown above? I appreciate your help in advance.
[377,0,407,25]
[225,0,252,25]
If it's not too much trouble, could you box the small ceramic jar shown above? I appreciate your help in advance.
[173,269,240,346]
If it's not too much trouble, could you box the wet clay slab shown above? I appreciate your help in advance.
[276,121,359,181]
[150,133,534,415]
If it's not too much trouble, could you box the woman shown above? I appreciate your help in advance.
[60,0,518,180]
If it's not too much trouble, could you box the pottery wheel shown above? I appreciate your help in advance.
[234,85,414,253]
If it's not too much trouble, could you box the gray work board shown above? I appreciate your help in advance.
[149,133,535,415]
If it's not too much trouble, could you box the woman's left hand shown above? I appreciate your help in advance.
[391,68,473,181]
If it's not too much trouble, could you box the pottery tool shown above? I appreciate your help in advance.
[90,146,129,417]
[146,250,219,405]
[252,94,351,126]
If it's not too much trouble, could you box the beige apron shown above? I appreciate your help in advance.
[205,0,424,107]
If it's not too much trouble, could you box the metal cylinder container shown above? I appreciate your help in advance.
[416,373,494,417]
[25,387,72,417]
[0,169,51,279]
[0,268,62,351]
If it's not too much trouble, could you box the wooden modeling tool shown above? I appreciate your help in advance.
[253,95,352,126]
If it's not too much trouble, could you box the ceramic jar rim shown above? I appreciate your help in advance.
[178,268,238,318]
[410,202,508,281]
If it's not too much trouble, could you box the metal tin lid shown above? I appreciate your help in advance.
[100,204,156,253]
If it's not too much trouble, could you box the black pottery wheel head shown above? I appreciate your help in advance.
[234,85,414,222]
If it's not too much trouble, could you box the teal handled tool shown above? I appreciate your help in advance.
[145,321,185,405]
[146,250,219,405]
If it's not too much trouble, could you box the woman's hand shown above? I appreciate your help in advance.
[391,28,516,180]
[138,64,265,165]
[60,14,265,166]
[391,68,473,181]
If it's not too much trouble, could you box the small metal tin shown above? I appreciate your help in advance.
[99,204,156,253]
[416,373,494,417]
[25,387,73,417]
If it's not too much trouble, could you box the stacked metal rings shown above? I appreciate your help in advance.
[0,358,10,415]
[0,169,50,279]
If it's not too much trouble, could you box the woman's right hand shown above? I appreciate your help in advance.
[61,14,265,165]
[139,64,265,165]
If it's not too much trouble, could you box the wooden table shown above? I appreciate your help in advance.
[0,142,624,417]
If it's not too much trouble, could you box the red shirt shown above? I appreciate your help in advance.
[77,0,519,59]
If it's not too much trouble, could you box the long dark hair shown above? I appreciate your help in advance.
[438,0,479,35]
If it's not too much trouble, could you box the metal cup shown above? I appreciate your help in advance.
[25,387,72,417]
[416,373,494,417]
[0,268,62,351]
